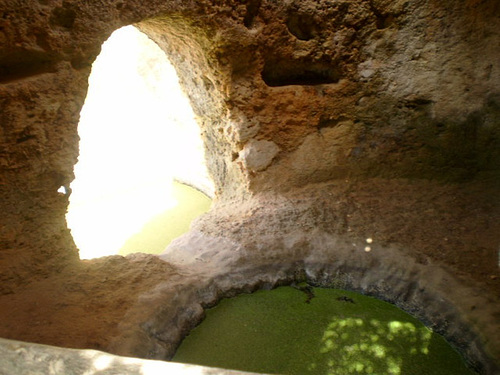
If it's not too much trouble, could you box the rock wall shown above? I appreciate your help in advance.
[1,1,499,284]
[136,0,500,191]
[0,0,499,372]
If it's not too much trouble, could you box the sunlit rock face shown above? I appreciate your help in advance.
[0,0,499,374]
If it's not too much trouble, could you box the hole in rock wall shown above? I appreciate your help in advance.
[262,59,341,87]
[0,50,58,84]
[243,0,262,29]
[67,26,213,260]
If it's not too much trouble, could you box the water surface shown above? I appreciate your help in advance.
[173,286,475,375]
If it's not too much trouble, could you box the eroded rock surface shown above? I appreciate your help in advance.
[0,0,499,374]
[1,0,499,286]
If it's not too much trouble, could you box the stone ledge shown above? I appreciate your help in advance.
[0,337,265,375]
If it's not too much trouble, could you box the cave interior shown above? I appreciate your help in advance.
[0,0,499,374]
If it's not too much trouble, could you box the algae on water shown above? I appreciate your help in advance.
[173,286,476,375]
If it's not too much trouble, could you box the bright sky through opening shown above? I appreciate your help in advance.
[67,26,210,260]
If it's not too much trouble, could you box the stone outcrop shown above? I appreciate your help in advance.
[0,337,262,375]
[0,0,499,374]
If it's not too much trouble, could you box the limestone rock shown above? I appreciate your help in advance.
[0,338,262,375]
[225,109,261,143]
[239,140,280,172]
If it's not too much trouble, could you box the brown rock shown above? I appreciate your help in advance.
[0,0,499,373]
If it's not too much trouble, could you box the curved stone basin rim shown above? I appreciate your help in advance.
[119,253,496,374]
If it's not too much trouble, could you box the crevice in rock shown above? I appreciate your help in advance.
[402,98,435,109]
[261,59,341,87]
[286,12,317,41]
[317,116,349,130]
[50,3,77,29]
[367,0,395,30]
[243,0,262,29]
[375,13,394,29]
[16,134,37,144]
[0,52,58,84]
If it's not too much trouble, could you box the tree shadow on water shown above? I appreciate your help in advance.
[172,287,476,375]
[309,316,475,375]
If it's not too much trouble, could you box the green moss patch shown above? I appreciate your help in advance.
[118,182,211,256]
[173,286,475,375]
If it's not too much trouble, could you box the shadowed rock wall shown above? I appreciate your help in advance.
[0,0,499,372]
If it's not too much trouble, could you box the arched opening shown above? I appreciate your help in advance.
[67,26,214,260]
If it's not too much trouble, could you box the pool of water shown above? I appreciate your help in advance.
[118,181,211,256]
[173,285,476,375]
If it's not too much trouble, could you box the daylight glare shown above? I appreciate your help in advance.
[67,26,211,259]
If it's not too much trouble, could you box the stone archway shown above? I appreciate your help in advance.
[67,25,215,259]
[0,1,246,289]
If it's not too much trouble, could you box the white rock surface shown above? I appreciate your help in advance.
[239,140,280,172]
[0,338,265,375]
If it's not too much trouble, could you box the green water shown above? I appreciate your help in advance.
[173,286,476,375]
[118,181,212,256]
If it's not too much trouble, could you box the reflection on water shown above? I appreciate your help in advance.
[317,318,432,374]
